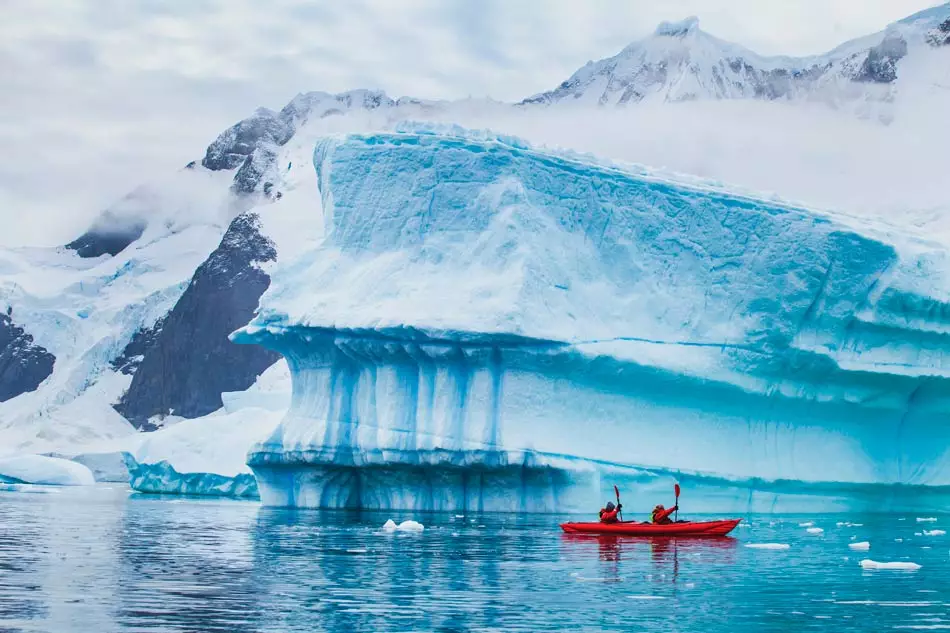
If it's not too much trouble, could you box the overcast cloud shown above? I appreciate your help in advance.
[0,0,942,246]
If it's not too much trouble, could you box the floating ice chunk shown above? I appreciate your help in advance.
[799,522,815,527]
[745,543,790,550]
[628,595,667,600]
[382,519,397,531]
[849,541,870,551]
[397,520,424,532]
[860,559,921,570]
[923,530,946,536]
[0,455,95,486]
[916,518,938,523]
[836,522,864,528]
[806,527,824,534]
[895,538,904,542]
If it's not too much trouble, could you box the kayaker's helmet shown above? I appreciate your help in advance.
[605,502,615,512]
[654,504,665,512]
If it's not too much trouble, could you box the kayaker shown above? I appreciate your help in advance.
[651,504,678,525]
[599,501,622,523]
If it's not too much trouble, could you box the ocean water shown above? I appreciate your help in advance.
[1,486,948,632]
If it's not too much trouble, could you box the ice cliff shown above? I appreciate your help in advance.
[231,126,950,512]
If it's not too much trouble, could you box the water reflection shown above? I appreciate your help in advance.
[2,489,950,633]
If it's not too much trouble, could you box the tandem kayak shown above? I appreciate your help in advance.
[560,519,741,537]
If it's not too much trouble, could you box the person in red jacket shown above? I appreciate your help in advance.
[652,504,678,524]
[599,501,621,523]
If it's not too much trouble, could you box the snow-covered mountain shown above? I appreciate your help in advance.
[524,7,950,120]
[0,5,948,503]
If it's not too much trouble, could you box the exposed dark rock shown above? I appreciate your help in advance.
[66,211,147,258]
[112,316,166,375]
[926,18,950,46]
[113,213,281,429]
[0,313,55,402]
[854,34,908,83]
[201,108,293,171]
[232,145,279,195]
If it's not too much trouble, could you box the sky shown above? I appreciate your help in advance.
[0,0,944,247]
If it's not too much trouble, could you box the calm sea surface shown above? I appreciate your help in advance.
[1,485,947,632]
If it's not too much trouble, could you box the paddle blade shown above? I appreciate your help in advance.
[613,485,620,502]
[674,483,681,499]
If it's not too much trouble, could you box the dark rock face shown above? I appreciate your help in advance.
[0,313,55,402]
[201,108,293,172]
[114,213,281,429]
[854,34,908,83]
[66,214,147,258]
[232,145,279,195]
[927,18,950,46]
[112,316,166,375]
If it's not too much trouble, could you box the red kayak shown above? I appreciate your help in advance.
[560,519,741,537]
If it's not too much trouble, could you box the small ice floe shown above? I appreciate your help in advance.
[799,522,815,527]
[397,520,424,532]
[849,541,871,551]
[916,517,938,523]
[834,600,935,606]
[346,549,368,554]
[923,530,946,536]
[628,595,667,600]
[745,543,791,550]
[836,522,864,528]
[382,519,424,532]
[573,574,623,583]
[806,527,824,535]
[916,532,924,537]
[895,538,904,543]
[454,514,464,518]
[859,559,921,571]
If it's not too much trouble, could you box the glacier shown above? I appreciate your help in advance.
[231,126,950,513]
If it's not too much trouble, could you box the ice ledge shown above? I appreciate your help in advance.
[247,447,950,513]
[125,455,259,499]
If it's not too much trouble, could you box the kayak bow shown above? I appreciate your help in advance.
[560,518,740,537]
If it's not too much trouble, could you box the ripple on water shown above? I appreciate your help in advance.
[1,489,949,632]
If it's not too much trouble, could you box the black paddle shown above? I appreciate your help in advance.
[674,483,681,522]
[614,485,623,521]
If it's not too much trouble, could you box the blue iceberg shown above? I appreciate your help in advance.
[233,125,950,512]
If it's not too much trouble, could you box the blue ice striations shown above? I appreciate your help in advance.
[233,125,950,513]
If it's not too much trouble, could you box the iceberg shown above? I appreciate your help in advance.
[0,454,95,486]
[124,359,289,498]
[233,126,950,512]
[859,560,921,571]
[125,406,282,499]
